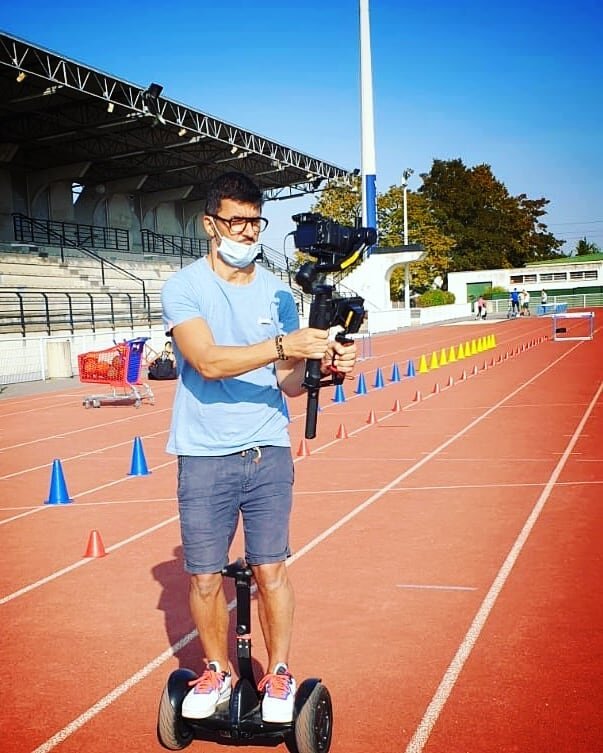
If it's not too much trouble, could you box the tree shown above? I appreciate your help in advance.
[311,177,455,297]
[574,237,601,256]
[419,158,563,271]
[311,176,362,226]
[377,185,455,296]
[288,179,362,273]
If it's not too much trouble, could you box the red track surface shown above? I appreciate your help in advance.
[1,316,601,753]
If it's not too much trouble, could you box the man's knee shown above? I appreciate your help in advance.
[190,572,223,600]
[252,562,289,594]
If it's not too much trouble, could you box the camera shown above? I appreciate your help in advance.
[292,212,377,272]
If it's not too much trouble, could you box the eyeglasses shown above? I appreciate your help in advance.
[210,214,269,234]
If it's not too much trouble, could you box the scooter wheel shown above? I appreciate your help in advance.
[294,682,333,753]
[157,681,194,750]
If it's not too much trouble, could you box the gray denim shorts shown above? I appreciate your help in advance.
[177,446,294,574]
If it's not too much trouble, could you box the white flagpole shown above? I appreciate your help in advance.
[359,0,377,248]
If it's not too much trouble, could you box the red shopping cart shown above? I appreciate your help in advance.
[78,337,154,408]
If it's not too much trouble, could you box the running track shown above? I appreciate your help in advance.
[1,315,601,753]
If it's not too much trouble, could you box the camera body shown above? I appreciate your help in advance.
[292,212,377,273]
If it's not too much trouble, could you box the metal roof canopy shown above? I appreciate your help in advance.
[0,31,351,203]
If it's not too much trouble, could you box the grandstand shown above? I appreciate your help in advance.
[0,31,348,383]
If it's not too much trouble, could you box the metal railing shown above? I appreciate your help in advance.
[12,214,150,313]
[141,229,209,264]
[13,214,130,251]
[487,292,603,315]
[0,290,162,337]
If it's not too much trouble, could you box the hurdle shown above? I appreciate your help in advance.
[552,311,595,341]
[352,332,373,360]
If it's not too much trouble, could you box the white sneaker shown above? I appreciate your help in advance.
[181,661,231,719]
[259,663,297,723]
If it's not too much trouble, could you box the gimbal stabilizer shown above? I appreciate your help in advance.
[292,213,376,439]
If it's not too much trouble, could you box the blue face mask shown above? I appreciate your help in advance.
[212,223,260,268]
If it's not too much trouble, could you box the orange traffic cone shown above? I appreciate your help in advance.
[84,529,106,558]
[336,423,348,439]
[296,439,311,457]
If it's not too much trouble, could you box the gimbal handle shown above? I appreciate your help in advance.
[302,286,354,439]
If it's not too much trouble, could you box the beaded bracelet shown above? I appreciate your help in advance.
[274,335,288,360]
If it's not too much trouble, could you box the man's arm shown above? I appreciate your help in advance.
[171,316,330,381]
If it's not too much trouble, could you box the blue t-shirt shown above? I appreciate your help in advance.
[161,258,299,456]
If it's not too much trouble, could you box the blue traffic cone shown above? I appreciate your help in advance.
[44,459,73,505]
[390,363,401,382]
[128,436,151,476]
[373,368,384,389]
[406,359,416,377]
[355,373,368,395]
[333,384,346,403]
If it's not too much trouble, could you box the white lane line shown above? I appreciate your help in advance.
[0,429,170,481]
[17,340,591,751]
[0,514,180,607]
[0,407,171,452]
[397,584,477,592]
[404,378,603,753]
[0,497,176,513]
[0,459,176,532]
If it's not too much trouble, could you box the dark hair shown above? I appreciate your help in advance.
[205,171,263,216]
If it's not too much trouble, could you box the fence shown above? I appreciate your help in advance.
[13,214,130,251]
[0,325,168,386]
[487,292,603,315]
[0,290,161,337]
[141,229,209,260]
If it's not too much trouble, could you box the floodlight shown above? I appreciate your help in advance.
[144,82,163,101]
[107,101,115,113]
[142,82,165,123]
[16,71,26,83]
[178,127,187,136]
[230,145,238,154]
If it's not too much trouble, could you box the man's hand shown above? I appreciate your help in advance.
[281,328,329,361]
[320,339,357,377]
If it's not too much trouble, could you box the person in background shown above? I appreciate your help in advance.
[161,171,357,724]
[541,289,548,312]
[148,339,178,380]
[521,289,531,316]
[510,288,520,317]
[476,295,486,320]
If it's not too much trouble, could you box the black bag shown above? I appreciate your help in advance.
[148,356,177,380]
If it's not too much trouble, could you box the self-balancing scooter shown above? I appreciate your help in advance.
[157,559,333,753]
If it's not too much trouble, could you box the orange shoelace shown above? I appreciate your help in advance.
[258,671,292,699]
[188,668,223,693]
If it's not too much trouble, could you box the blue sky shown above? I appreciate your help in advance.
[3,0,602,255]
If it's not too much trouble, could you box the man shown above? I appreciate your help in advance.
[510,288,520,317]
[161,171,356,724]
[521,289,531,316]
